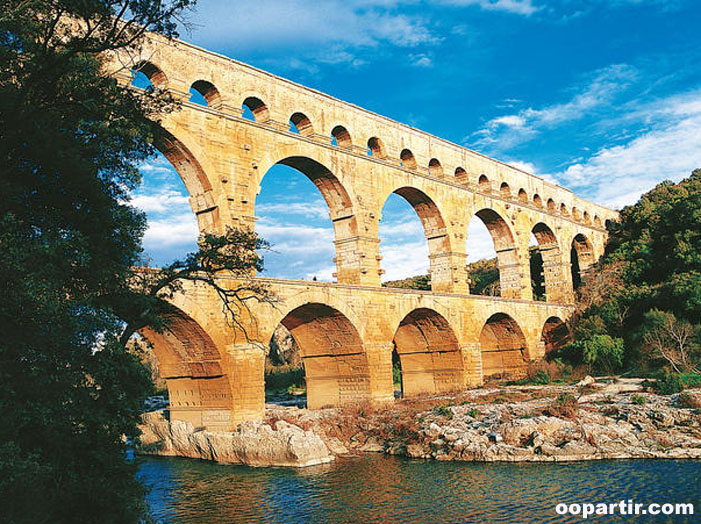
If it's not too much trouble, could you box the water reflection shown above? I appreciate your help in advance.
[138,455,701,523]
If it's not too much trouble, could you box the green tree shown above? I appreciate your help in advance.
[0,2,277,523]
[559,170,701,375]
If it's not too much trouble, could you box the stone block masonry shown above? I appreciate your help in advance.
[106,33,618,430]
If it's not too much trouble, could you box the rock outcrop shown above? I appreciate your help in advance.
[138,411,333,467]
[269,385,701,463]
[137,385,701,467]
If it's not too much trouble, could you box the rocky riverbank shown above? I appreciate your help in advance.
[137,379,701,467]
[138,412,333,467]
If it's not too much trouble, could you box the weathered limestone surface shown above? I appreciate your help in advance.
[268,387,701,463]
[138,411,333,467]
[104,33,620,430]
[138,387,701,466]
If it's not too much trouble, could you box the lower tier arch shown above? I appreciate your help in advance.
[479,313,528,378]
[138,305,233,430]
[275,302,371,409]
[392,308,464,396]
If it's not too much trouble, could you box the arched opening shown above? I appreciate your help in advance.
[533,194,543,208]
[189,80,221,109]
[572,207,582,221]
[518,188,528,203]
[380,187,450,291]
[529,231,545,301]
[583,211,591,224]
[571,233,594,290]
[594,215,602,228]
[541,317,570,354]
[560,203,570,217]
[255,156,357,282]
[392,347,403,396]
[367,136,386,158]
[289,112,314,136]
[478,174,490,192]
[275,303,370,409]
[393,308,463,397]
[547,198,556,212]
[131,61,167,90]
[154,129,213,199]
[479,313,528,378]
[500,182,511,199]
[466,209,520,298]
[531,223,566,303]
[400,148,417,169]
[428,158,443,178]
[455,167,468,184]
[138,305,231,430]
[132,127,214,265]
[331,125,352,148]
[242,96,270,122]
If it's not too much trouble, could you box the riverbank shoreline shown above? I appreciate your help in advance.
[136,380,701,467]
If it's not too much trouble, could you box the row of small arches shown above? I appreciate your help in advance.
[131,61,604,229]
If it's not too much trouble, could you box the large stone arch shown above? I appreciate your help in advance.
[153,122,224,234]
[530,222,571,304]
[380,186,454,291]
[570,232,595,290]
[479,312,528,378]
[139,304,233,431]
[468,209,522,299]
[255,154,361,283]
[392,308,464,397]
[541,316,570,355]
[273,302,371,409]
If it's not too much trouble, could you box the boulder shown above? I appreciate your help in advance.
[137,412,334,467]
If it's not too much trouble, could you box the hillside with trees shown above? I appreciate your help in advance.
[554,170,700,389]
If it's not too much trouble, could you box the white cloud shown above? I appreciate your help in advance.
[466,218,497,262]
[379,218,424,237]
[380,240,430,281]
[142,213,199,248]
[557,101,701,208]
[472,64,637,150]
[131,191,190,213]
[492,115,526,128]
[305,266,336,281]
[506,160,536,173]
[506,160,560,184]
[189,0,437,60]
[409,53,433,67]
[256,201,329,220]
[440,0,540,15]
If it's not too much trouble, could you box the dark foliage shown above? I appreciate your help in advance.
[553,170,701,378]
[0,2,281,523]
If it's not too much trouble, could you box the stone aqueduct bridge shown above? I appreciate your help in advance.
[109,35,618,431]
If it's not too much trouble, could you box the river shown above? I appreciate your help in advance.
[138,455,700,523]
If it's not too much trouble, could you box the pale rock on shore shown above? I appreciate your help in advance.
[136,384,701,467]
[137,411,334,467]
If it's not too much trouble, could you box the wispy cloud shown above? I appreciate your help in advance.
[471,64,638,151]
[441,0,540,16]
[380,240,430,281]
[131,191,190,214]
[256,200,329,221]
[142,214,199,249]
[188,0,438,68]
[556,90,701,208]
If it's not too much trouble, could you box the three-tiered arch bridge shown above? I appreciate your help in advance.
[108,34,618,431]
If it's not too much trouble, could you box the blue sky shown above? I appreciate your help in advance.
[133,0,701,280]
